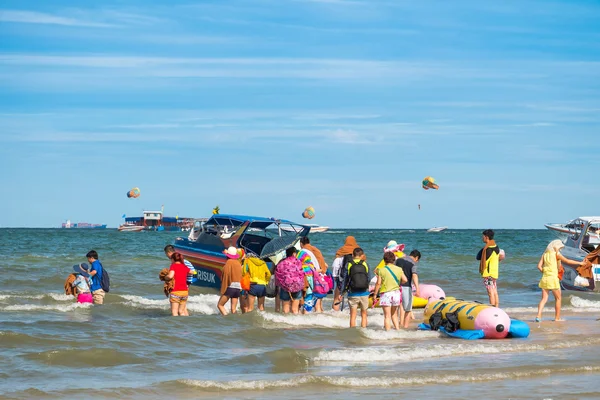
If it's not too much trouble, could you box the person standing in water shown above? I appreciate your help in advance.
[164,245,197,287]
[535,239,583,322]
[373,252,407,330]
[476,230,500,307]
[86,250,106,305]
[395,249,421,328]
[167,252,190,316]
[217,247,243,315]
[332,236,364,311]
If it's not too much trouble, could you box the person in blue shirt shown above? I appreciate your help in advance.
[86,250,105,305]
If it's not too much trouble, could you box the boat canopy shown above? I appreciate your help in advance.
[184,214,309,261]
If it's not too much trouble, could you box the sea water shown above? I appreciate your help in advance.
[1,228,599,399]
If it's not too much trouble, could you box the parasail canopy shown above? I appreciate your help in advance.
[422,176,439,190]
[302,206,315,219]
[127,187,141,198]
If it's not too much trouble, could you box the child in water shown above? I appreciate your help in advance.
[72,263,94,303]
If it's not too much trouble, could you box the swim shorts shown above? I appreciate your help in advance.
[483,277,497,290]
[77,293,93,304]
[379,290,401,307]
[248,283,267,297]
[279,290,302,301]
[224,287,241,298]
[401,286,413,312]
[169,290,189,304]
[347,295,369,311]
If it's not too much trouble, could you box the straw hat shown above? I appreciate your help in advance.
[224,246,240,259]
[383,240,405,253]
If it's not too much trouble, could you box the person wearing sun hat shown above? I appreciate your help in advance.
[71,263,93,304]
[375,240,406,270]
[217,246,243,315]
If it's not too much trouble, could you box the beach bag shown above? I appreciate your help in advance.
[324,271,334,294]
[100,268,110,292]
[275,257,304,293]
[265,275,277,298]
[312,269,330,295]
[348,261,369,292]
[429,310,443,331]
[241,262,251,291]
[441,311,460,333]
[557,260,564,280]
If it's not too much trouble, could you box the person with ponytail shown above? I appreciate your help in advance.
[167,252,191,316]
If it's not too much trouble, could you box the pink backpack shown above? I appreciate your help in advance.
[312,268,330,295]
[275,256,305,293]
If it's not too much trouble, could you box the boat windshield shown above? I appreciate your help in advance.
[567,220,600,252]
[239,220,308,259]
[582,222,600,252]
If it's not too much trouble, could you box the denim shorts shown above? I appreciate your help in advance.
[248,283,267,297]
[279,290,302,301]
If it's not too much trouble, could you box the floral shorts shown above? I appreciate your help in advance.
[379,290,402,307]
[169,290,189,304]
[483,277,497,290]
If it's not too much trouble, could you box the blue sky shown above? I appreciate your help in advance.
[1,0,598,228]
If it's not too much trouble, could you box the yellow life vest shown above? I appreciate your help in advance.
[482,247,499,279]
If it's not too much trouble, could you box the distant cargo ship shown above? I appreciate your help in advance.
[61,220,107,229]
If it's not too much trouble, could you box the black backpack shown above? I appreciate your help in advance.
[429,310,443,330]
[441,311,460,332]
[100,268,110,292]
[348,261,369,292]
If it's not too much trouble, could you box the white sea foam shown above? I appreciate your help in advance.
[259,312,350,329]
[258,309,423,329]
[314,344,506,363]
[47,293,73,301]
[360,328,441,341]
[569,295,600,309]
[0,303,91,312]
[314,337,600,364]
[118,294,219,315]
[0,293,74,301]
[179,366,600,390]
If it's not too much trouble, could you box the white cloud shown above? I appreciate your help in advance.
[0,10,113,27]
[329,129,374,144]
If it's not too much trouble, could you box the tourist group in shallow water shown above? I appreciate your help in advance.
[63,229,599,329]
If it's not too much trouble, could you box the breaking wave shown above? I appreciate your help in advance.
[178,366,600,391]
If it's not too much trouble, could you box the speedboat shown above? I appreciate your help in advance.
[173,214,310,289]
[545,217,592,238]
[427,226,448,233]
[118,224,144,232]
[281,224,330,233]
[558,216,600,292]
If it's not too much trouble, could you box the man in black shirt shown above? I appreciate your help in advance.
[395,250,421,328]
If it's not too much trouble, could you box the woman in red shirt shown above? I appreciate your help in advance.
[168,252,190,316]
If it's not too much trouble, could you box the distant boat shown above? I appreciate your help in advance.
[121,208,194,232]
[61,220,107,229]
[281,224,330,233]
[427,226,448,233]
[118,224,144,232]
